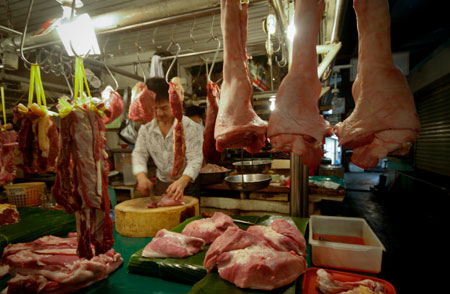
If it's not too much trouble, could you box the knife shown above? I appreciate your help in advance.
[149,188,158,204]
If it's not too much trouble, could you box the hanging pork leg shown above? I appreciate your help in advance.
[334,0,421,169]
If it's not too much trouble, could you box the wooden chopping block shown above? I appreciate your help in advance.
[115,196,199,237]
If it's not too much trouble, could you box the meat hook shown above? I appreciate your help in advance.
[190,19,197,44]
[165,43,181,84]
[19,0,36,67]
[167,24,177,51]
[207,38,221,83]
[102,37,119,91]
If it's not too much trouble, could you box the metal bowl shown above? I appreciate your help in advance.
[224,174,272,191]
[198,170,230,186]
[232,160,272,174]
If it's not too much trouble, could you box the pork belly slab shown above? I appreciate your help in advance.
[267,0,332,168]
[333,0,421,169]
[142,229,205,258]
[1,234,123,294]
[182,212,237,244]
[246,218,306,254]
[204,226,307,290]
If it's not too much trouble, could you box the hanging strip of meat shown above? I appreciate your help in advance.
[0,124,18,184]
[169,77,186,178]
[334,0,421,169]
[128,82,156,124]
[267,0,332,169]
[214,0,267,154]
[203,81,222,164]
[52,107,114,259]
[101,85,124,124]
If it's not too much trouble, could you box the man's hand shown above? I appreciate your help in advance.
[166,175,191,201]
[136,173,154,196]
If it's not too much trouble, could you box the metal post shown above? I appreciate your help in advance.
[290,154,309,217]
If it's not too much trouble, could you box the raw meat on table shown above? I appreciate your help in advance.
[0,204,20,226]
[0,124,18,184]
[146,193,184,208]
[142,229,205,258]
[52,106,114,259]
[214,0,267,154]
[128,82,156,124]
[101,85,123,124]
[204,226,307,290]
[182,212,237,244]
[247,218,306,254]
[267,0,332,169]
[203,81,222,164]
[1,233,123,294]
[169,77,186,178]
[316,268,385,294]
[333,0,421,169]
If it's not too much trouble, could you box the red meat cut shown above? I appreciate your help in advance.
[169,77,186,178]
[267,0,332,168]
[101,85,123,124]
[142,229,205,258]
[214,0,267,154]
[52,106,114,259]
[128,82,156,124]
[333,0,421,169]
[203,81,221,164]
[0,124,18,184]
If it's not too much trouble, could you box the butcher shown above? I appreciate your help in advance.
[132,77,203,200]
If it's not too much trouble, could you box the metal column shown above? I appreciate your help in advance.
[290,154,309,217]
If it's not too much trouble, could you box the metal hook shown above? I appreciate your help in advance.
[165,43,181,84]
[102,37,119,91]
[190,19,197,44]
[208,38,221,82]
[167,24,177,51]
[19,0,36,66]
[209,14,217,41]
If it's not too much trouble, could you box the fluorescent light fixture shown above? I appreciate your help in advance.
[266,14,277,35]
[287,18,296,41]
[56,13,100,56]
[269,96,276,111]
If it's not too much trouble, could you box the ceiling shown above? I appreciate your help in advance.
[0,0,449,105]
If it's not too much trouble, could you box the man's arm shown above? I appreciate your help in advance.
[182,119,204,182]
[132,126,152,195]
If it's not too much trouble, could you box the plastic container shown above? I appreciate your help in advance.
[122,161,136,186]
[302,268,396,294]
[114,152,132,173]
[5,182,46,207]
[309,215,385,273]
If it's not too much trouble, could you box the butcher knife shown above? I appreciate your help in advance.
[149,188,158,204]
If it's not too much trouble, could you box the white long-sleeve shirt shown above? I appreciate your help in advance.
[132,116,203,183]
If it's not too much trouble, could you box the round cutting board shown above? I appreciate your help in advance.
[115,196,199,237]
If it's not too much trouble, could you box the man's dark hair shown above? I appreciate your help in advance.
[184,105,204,118]
[146,77,169,102]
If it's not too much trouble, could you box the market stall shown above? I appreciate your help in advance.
[0,0,448,293]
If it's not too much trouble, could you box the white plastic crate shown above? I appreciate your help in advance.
[309,215,385,273]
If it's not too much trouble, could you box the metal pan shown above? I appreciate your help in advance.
[224,174,272,191]
[232,159,272,174]
[198,170,231,185]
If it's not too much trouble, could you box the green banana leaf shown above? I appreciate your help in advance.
[127,214,309,290]
[0,206,76,255]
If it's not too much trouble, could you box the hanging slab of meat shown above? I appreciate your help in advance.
[0,124,18,184]
[142,229,205,258]
[128,82,156,124]
[52,106,114,259]
[316,269,385,294]
[333,0,421,169]
[204,226,307,291]
[14,104,59,174]
[214,0,267,154]
[246,218,306,254]
[267,0,332,168]
[0,204,20,226]
[2,233,123,294]
[182,212,237,245]
[169,77,186,178]
[101,85,123,124]
[203,81,222,164]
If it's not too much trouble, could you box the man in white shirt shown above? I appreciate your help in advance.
[132,78,203,200]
